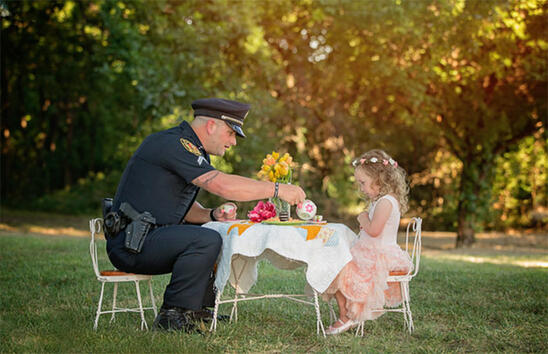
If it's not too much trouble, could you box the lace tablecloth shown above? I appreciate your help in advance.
[203,221,358,295]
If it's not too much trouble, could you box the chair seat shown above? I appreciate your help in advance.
[97,271,152,282]
[389,270,409,276]
[100,270,136,276]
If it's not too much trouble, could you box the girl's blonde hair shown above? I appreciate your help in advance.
[352,149,409,214]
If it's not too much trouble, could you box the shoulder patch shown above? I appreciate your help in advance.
[180,138,201,156]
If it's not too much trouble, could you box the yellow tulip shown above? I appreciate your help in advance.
[257,151,294,183]
[280,153,293,166]
[264,156,276,166]
[278,161,288,175]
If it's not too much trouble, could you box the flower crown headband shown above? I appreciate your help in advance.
[352,157,398,168]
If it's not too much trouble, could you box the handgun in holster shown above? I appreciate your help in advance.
[120,202,156,254]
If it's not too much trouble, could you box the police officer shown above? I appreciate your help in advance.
[106,98,306,332]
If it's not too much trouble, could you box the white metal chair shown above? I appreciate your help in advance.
[356,217,422,335]
[89,218,157,330]
[327,217,422,335]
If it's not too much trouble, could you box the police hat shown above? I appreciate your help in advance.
[191,98,250,138]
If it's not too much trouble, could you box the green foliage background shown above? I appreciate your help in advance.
[2,0,547,244]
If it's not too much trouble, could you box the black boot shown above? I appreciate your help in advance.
[189,308,230,323]
[152,306,198,333]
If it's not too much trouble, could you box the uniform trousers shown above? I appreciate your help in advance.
[106,224,222,311]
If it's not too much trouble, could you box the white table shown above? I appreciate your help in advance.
[203,220,358,336]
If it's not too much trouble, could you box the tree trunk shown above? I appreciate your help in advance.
[455,158,476,247]
[64,110,73,187]
[0,22,8,202]
[455,155,495,248]
[456,205,476,247]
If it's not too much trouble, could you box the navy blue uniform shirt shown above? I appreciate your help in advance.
[113,121,216,225]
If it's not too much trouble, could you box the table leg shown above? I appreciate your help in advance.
[230,292,239,323]
[210,291,222,332]
[313,290,326,337]
[228,256,250,323]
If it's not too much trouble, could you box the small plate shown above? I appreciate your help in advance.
[304,221,328,225]
[261,220,307,225]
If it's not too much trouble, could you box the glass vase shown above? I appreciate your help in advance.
[271,197,291,221]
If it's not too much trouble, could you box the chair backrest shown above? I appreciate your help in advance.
[404,217,422,278]
[89,218,104,278]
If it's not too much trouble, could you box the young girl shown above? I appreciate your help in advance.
[324,149,412,335]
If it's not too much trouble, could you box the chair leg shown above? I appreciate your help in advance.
[134,280,148,330]
[94,282,106,330]
[355,321,365,337]
[397,281,406,331]
[110,282,118,323]
[148,279,157,317]
[328,300,336,325]
[403,282,414,333]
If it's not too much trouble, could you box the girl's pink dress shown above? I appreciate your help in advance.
[324,195,412,322]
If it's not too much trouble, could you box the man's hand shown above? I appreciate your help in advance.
[278,184,306,205]
[213,202,238,221]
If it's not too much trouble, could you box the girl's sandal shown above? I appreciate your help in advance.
[326,319,358,336]
[326,319,345,335]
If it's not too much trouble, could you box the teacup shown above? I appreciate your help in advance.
[220,203,235,213]
[296,199,317,220]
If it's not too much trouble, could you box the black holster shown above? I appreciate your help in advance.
[120,202,156,254]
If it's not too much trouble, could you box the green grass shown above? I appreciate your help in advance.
[1,233,546,353]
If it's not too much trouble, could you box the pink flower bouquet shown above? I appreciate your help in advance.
[247,201,277,222]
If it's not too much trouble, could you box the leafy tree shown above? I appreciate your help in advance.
[416,0,547,246]
[1,0,545,245]
[249,0,547,245]
[245,1,441,224]
[1,0,286,213]
[492,133,547,229]
[1,0,148,203]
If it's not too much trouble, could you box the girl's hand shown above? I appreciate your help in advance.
[357,212,370,229]
[363,199,393,237]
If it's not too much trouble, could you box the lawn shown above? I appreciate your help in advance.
[0,215,547,352]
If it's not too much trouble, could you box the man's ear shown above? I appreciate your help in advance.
[205,119,218,135]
